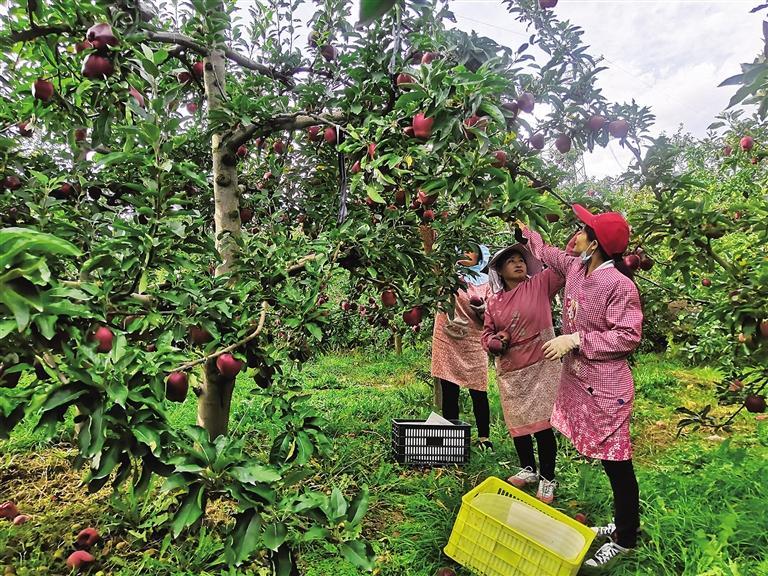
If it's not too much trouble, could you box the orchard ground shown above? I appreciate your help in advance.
[2,348,767,576]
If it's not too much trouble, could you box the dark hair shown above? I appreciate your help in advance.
[584,226,634,280]
[494,248,525,271]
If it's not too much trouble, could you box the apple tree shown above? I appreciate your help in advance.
[0,0,652,569]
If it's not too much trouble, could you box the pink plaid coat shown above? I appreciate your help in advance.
[525,229,643,461]
[431,282,490,391]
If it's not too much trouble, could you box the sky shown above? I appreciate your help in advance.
[444,0,764,178]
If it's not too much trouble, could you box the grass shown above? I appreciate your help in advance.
[2,348,768,575]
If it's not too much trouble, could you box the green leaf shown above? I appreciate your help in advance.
[229,464,282,484]
[305,322,323,341]
[346,485,369,526]
[329,487,348,521]
[339,540,375,570]
[358,0,397,27]
[263,522,287,551]
[172,483,204,538]
[41,385,87,412]
[225,509,262,565]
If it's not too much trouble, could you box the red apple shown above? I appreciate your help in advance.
[273,139,285,154]
[66,550,95,571]
[0,501,19,520]
[350,160,361,174]
[403,126,415,138]
[52,182,75,200]
[307,125,322,142]
[608,119,629,138]
[740,136,754,152]
[412,113,434,139]
[32,79,54,102]
[86,22,118,49]
[723,145,732,157]
[417,189,436,206]
[421,52,438,64]
[728,379,743,392]
[403,306,423,326]
[529,133,545,150]
[216,353,243,378]
[638,254,654,271]
[573,512,587,524]
[189,325,213,345]
[502,101,519,115]
[586,115,606,132]
[75,527,100,549]
[396,73,415,87]
[469,296,484,306]
[422,209,435,221]
[82,54,114,79]
[74,127,87,142]
[517,92,535,113]
[186,102,198,113]
[545,213,560,223]
[75,40,93,53]
[193,61,205,79]
[13,514,30,525]
[92,326,113,353]
[324,126,337,144]
[491,150,507,168]
[320,44,337,62]
[701,278,711,287]
[2,175,22,190]
[555,134,571,153]
[623,254,640,270]
[166,372,189,402]
[17,122,33,137]
[236,145,248,158]
[540,0,558,7]
[368,142,376,158]
[488,337,505,354]
[340,300,351,312]
[178,71,192,83]
[381,290,397,307]
[240,207,253,223]
[745,394,766,413]
[129,86,145,108]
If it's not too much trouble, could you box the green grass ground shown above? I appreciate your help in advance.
[2,348,767,575]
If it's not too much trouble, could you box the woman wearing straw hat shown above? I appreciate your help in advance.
[518,205,643,571]
[482,242,565,504]
[431,244,494,449]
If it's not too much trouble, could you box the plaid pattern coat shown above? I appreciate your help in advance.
[525,228,643,461]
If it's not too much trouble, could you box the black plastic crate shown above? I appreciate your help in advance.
[391,419,471,466]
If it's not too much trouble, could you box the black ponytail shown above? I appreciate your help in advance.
[584,226,635,281]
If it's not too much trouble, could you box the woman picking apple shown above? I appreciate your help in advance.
[430,244,493,449]
[518,206,643,570]
[481,242,565,504]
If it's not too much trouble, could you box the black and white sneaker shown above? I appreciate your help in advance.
[583,541,632,570]
[590,521,616,539]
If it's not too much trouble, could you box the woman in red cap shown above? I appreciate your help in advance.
[518,205,643,570]
[481,242,564,504]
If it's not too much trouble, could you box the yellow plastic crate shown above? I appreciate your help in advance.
[444,476,595,576]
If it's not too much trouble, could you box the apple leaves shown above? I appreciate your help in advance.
[358,0,397,27]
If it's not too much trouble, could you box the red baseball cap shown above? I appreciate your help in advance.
[572,204,630,256]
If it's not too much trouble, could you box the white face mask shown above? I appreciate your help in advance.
[580,241,597,264]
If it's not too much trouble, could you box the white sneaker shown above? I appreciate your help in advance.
[536,478,557,504]
[583,541,632,570]
[591,521,616,539]
[507,466,538,488]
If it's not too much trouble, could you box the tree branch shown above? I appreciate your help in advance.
[174,302,268,372]
[226,111,346,150]
[143,30,294,87]
[0,25,72,46]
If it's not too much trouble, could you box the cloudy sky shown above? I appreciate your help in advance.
[445,0,764,177]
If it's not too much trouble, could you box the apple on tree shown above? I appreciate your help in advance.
[166,372,189,402]
[216,353,244,378]
[412,113,434,139]
[32,79,54,102]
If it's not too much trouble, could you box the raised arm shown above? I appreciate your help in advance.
[520,225,579,279]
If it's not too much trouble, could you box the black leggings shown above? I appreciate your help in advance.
[440,379,490,438]
[512,428,557,480]
[601,459,640,548]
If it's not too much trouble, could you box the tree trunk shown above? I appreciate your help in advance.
[393,332,402,355]
[197,47,240,439]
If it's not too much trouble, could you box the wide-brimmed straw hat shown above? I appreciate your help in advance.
[487,243,542,293]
